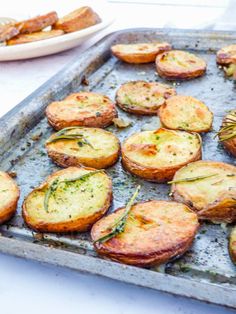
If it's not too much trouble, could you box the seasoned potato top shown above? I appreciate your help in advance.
[171,161,236,210]
[92,200,198,255]
[46,127,119,159]
[0,171,19,208]
[112,42,170,55]
[24,167,111,223]
[217,45,236,64]
[116,81,176,111]
[122,128,201,168]
[159,95,213,132]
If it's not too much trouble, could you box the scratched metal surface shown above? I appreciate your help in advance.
[0,29,236,307]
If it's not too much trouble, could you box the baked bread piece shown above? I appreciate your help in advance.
[217,110,236,157]
[46,92,117,130]
[216,45,236,65]
[0,171,20,224]
[0,24,19,42]
[111,42,171,64]
[121,128,202,182]
[15,11,58,34]
[158,95,213,133]
[91,200,199,267]
[53,6,101,33]
[229,227,236,264]
[46,127,120,169]
[116,81,176,115]
[171,160,236,223]
[156,50,206,80]
[7,29,64,45]
[22,167,112,233]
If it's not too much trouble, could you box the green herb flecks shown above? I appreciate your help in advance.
[44,170,103,212]
[216,111,236,142]
[94,185,141,244]
[168,174,217,184]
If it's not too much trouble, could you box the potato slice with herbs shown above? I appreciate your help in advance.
[92,200,199,267]
[46,92,117,130]
[171,160,236,223]
[156,50,206,80]
[159,95,213,133]
[229,227,236,264]
[217,110,236,157]
[0,171,19,224]
[46,127,120,169]
[22,167,112,233]
[116,81,176,115]
[121,128,202,182]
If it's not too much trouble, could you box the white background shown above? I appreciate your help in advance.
[0,1,236,313]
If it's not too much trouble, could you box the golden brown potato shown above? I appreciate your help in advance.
[216,45,236,65]
[116,81,176,115]
[121,128,202,182]
[111,42,171,64]
[0,25,19,42]
[91,200,199,267]
[46,127,120,169]
[7,29,64,45]
[217,110,236,157]
[53,6,101,33]
[0,171,20,224]
[15,11,58,34]
[158,95,213,133]
[156,50,206,80]
[171,160,236,223]
[229,227,236,264]
[22,167,112,233]
[45,92,117,130]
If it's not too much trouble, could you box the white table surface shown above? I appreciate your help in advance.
[1,1,236,313]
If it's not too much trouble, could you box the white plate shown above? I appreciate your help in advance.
[0,13,113,61]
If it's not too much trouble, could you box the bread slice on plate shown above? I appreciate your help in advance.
[22,167,112,233]
[122,128,202,182]
[46,127,120,169]
[0,171,20,224]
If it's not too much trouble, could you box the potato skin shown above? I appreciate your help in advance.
[223,138,236,157]
[0,171,20,224]
[53,6,101,33]
[216,45,236,65]
[111,42,171,64]
[158,95,213,133]
[91,200,199,267]
[22,167,112,233]
[229,227,236,264]
[156,50,206,80]
[116,81,176,115]
[171,160,236,223]
[218,111,236,157]
[46,92,117,130]
[7,30,64,45]
[121,128,202,182]
[46,127,120,169]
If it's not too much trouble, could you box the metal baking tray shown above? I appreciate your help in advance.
[0,28,236,308]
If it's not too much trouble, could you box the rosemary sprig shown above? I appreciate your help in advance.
[94,185,141,244]
[168,174,217,184]
[44,170,103,212]
[216,111,236,142]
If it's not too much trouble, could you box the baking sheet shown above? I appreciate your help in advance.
[0,28,236,308]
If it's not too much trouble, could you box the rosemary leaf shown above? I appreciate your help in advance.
[168,174,217,184]
[217,111,236,142]
[94,185,141,244]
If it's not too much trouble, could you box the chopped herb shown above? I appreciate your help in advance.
[168,174,217,184]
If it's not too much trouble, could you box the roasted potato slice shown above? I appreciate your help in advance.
[121,128,202,182]
[7,29,64,45]
[156,50,206,80]
[46,127,120,169]
[15,11,58,34]
[216,45,236,65]
[46,92,117,130]
[158,95,213,133]
[53,6,101,33]
[116,81,176,115]
[217,110,236,157]
[0,25,19,42]
[229,227,236,264]
[171,160,236,223]
[91,200,199,267]
[0,171,20,224]
[111,42,171,64]
[22,167,112,233]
